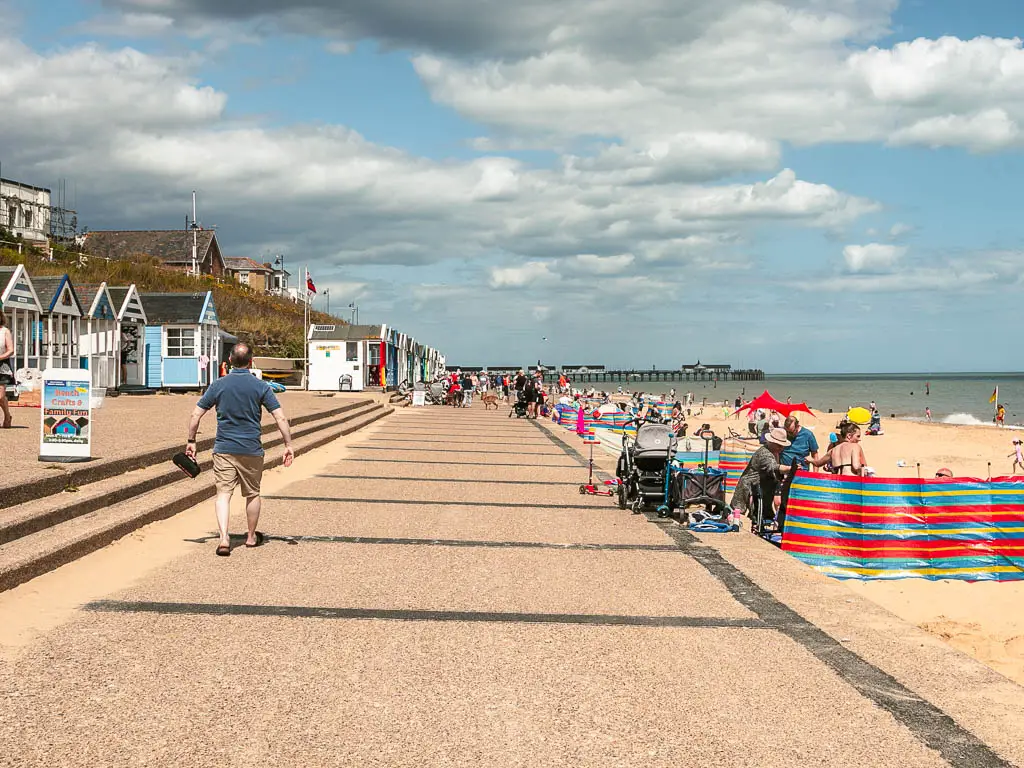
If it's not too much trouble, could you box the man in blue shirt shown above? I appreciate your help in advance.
[185,343,293,556]
[779,415,819,472]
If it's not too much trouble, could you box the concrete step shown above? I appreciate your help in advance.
[0,401,386,547]
[0,398,379,511]
[0,404,392,593]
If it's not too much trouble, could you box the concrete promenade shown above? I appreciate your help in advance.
[2,405,1023,766]
[1,391,386,494]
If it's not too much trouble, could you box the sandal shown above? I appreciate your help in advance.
[245,531,265,548]
[216,544,231,557]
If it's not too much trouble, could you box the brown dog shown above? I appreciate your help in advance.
[481,392,500,410]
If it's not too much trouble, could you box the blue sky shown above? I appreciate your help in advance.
[2,0,1023,372]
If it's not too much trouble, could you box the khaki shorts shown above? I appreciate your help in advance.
[213,453,264,498]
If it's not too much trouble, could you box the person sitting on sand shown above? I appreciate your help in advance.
[729,427,790,528]
[811,422,866,476]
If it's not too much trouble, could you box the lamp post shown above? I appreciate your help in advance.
[273,254,286,295]
[349,302,358,325]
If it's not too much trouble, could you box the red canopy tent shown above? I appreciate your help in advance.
[734,390,815,419]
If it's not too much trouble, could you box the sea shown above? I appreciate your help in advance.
[592,373,1024,426]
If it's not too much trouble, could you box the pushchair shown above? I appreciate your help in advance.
[509,390,528,418]
[616,416,678,515]
[424,379,449,405]
[672,429,730,522]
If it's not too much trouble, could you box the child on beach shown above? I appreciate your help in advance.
[925,407,931,422]
[1010,439,1024,474]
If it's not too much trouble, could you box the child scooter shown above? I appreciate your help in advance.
[579,430,616,497]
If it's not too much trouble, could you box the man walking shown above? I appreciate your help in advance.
[185,343,294,556]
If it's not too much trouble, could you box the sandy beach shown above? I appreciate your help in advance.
[639,398,1024,687]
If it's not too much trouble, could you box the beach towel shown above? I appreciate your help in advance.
[782,472,1024,581]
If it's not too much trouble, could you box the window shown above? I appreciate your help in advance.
[23,208,32,228]
[165,327,196,358]
[368,344,380,365]
[238,272,249,285]
[346,342,359,362]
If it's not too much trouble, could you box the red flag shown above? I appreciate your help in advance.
[306,274,317,294]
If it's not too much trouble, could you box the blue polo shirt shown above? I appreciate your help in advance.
[197,368,281,456]
[780,427,819,470]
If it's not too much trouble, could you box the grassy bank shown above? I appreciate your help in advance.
[0,241,345,358]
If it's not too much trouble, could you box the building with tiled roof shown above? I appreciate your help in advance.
[224,257,274,292]
[83,229,226,277]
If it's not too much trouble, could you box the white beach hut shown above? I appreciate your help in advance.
[76,282,119,390]
[108,284,148,390]
[31,274,83,370]
[0,264,43,373]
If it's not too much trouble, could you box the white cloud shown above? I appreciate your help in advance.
[888,109,1020,152]
[96,1,1024,155]
[842,243,907,273]
[889,222,914,239]
[77,12,176,36]
[489,261,557,288]
[566,254,634,275]
[563,132,780,184]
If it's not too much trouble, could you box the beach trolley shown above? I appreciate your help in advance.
[76,282,119,391]
[33,275,84,370]
[108,284,148,390]
[0,265,44,377]
[673,429,730,522]
[139,292,220,390]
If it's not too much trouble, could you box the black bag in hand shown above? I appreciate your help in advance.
[172,452,201,478]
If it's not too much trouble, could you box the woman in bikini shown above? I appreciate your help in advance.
[810,422,866,476]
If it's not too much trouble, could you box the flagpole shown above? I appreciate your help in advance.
[303,265,309,391]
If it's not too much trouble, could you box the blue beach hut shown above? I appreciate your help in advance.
[138,292,220,390]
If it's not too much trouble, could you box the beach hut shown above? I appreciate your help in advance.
[75,282,119,390]
[107,284,148,390]
[307,324,385,392]
[33,275,83,370]
[139,292,220,390]
[0,264,43,373]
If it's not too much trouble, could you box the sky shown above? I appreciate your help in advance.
[1,0,1023,373]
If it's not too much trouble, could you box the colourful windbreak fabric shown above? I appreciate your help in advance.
[719,448,756,494]
[674,450,721,471]
[782,472,1024,581]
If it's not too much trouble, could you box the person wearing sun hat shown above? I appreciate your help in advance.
[729,427,790,529]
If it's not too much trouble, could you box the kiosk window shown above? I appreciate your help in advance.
[347,342,359,361]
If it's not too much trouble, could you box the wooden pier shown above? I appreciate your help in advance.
[446,362,764,384]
